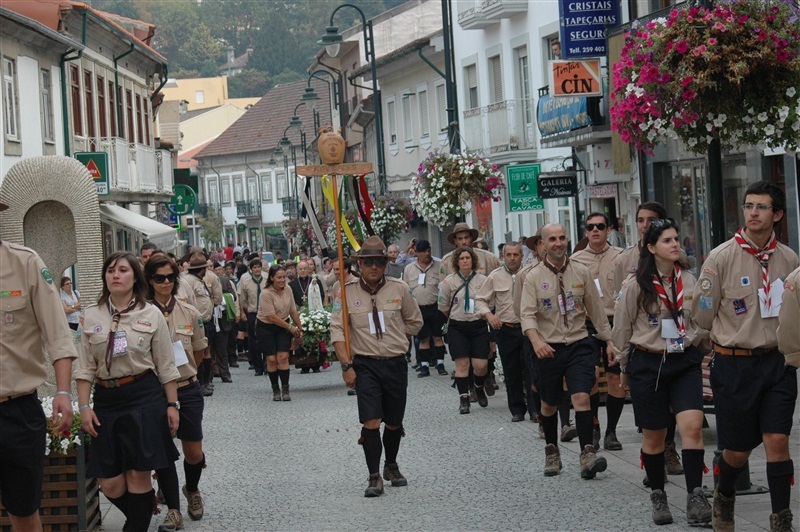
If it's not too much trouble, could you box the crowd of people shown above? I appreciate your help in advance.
[1,180,798,531]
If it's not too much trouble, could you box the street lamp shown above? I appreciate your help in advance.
[318,3,386,194]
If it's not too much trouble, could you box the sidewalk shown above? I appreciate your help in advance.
[98,363,798,531]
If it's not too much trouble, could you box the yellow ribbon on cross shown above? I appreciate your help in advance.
[321,175,361,252]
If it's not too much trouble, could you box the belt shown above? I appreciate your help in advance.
[502,322,521,328]
[0,391,35,404]
[177,376,198,389]
[354,354,402,361]
[712,343,778,357]
[97,370,152,389]
[419,304,438,309]
[633,344,666,355]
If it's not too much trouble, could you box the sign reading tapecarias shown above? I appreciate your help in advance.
[549,60,602,97]
[559,0,621,59]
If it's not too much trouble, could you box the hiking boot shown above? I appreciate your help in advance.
[592,426,601,449]
[158,509,185,531]
[417,365,430,378]
[459,395,470,414]
[580,444,607,479]
[347,388,357,396]
[436,364,448,376]
[664,442,683,475]
[603,431,623,451]
[182,485,203,521]
[272,387,282,401]
[201,384,213,397]
[712,488,735,532]
[474,385,488,408]
[770,508,793,532]
[281,385,291,401]
[686,487,712,526]
[469,388,478,403]
[485,373,496,396]
[650,489,674,525]
[544,444,562,476]
[382,462,408,487]
[364,473,383,497]
[560,424,578,442]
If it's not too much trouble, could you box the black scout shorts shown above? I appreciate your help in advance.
[0,393,46,517]
[256,321,292,356]
[417,305,446,341]
[711,349,797,452]
[447,319,490,360]
[530,337,596,407]
[176,380,204,442]
[353,355,408,426]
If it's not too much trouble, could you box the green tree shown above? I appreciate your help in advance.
[228,70,273,98]
[182,23,222,73]
[198,205,224,247]
[148,0,200,71]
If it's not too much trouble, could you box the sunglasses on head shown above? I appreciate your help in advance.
[152,273,178,284]
[361,258,388,267]
[650,218,677,229]
[586,223,607,231]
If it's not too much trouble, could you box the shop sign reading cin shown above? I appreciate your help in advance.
[549,60,602,97]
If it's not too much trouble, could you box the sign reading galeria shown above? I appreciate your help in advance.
[506,164,545,212]
[538,171,578,199]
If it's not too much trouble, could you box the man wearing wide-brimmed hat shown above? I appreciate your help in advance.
[181,251,223,396]
[0,200,78,530]
[440,222,501,276]
[330,235,423,498]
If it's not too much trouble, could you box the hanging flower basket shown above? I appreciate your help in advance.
[370,197,413,245]
[611,0,800,154]
[412,151,506,228]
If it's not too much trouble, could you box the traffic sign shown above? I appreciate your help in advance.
[506,164,544,212]
[75,152,109,196]
[168,184,197,215]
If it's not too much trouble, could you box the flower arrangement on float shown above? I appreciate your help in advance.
[610,0,800,154]
[296,305,333,362]
[412,151,506,228]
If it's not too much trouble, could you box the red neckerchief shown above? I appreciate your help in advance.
[359,276,387,339]
[542,257,569,327]
[652,265,685,336]
[734,228,778,311]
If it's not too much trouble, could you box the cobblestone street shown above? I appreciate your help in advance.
[100,363,798,531]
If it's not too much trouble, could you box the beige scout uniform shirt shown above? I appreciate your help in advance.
[778,267,800,367]
[441,247,501,276]
[175,279,197,308]
[520,260,611,345]
[181,270,223,322]
[403,259,443,306]
[438,272,486,321]
[512,263,535,319]
[166,299,208,381]
[613,243,689,296]
[476,266,525,323]
[330,277,423,358]
[0,242,77,397]
[692,234,799,350]
[76,302,180,384]
[612,271,702,366]
[256,286,296,324]
[238,274,267,314]
[330,274,359,304]
[571,244,623,318]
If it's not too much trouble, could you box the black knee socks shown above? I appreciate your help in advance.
[267,370,279,389]
[382,426,403,465]
[155,464,180,510]
[359,427,382,475]
[605,395,625,435]
[766,460,794,514]
[665,413,676,443]
[590,392,600,426]
[278,368,290,386]
[681,449,705,493]
[558,396,571,427]
[541,412,559,446]
[455,376,469,395]
[418,348,431,366]
[716,456,746,497]
[434,345,447,364]
[574,410,594,449]
[125,489,155,532]
[107,492,129,517]
[642,450,666,491]
[474,373,486,389]
[184,453,206,493]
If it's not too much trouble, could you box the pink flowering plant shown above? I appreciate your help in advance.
[611,0,800,154]
[412,151,506,228]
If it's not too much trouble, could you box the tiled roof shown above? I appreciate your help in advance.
[219,49,252,71]
[195,78,332,159]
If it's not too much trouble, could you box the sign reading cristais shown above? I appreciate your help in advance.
[558,0,621,59]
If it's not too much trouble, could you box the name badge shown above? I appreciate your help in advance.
[660,319,679,339]
[666,337,684,353]
[758,279,784,318]
[594,278,603,298]
[465,298,475,314]
[418,273,426,285]
[172,340,190,367]
[558,292,576,315]
[112,330,128,357]
[369,311,386,335]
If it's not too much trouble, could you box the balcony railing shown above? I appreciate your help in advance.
[462,99,537,154]
[236,200,261,218]
[481,0,528,19]
[281,196,299,216]
[463,108,484,151]
[457,1,495,30]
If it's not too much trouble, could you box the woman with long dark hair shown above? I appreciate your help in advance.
[612,220,711,527]
[257,265,303,400]
[75,252,180,532]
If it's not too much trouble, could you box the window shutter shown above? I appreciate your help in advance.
[490,56,503,102]
[436,84,447,132]
[418,90,429,136]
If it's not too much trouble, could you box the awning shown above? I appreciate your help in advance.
[99,204,178,251]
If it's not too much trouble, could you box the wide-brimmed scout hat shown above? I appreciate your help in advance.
[446,222,479,245]
[187,252,209,270]
[355,235,388,258]
[525,228,543,250]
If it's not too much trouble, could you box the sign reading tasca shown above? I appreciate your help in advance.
[506,164,544,212]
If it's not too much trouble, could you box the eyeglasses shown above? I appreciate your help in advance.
[742,203,773,212]
[151,273,178,284]
[586,223,607,231]
[360,258,388,267]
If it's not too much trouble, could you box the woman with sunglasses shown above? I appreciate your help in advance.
[440,246,490,414]
[257,265,303,401]
[145,255,209,529]
[612,220,711,527]
[75,252,181,532]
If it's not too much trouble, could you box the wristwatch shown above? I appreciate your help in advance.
[619,366,628,374]
[167,401,180,410]
[341,363,353,372]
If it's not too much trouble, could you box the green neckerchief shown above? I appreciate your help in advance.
[253,276,263,310]
[457,271,476,312]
